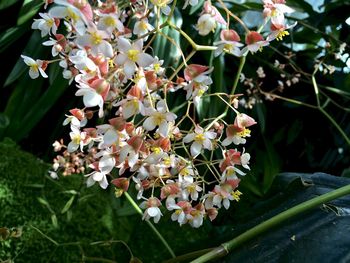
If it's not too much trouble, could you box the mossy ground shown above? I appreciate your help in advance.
[0,139,212,262]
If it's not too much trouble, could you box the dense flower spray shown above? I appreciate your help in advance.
[24,0,295,227]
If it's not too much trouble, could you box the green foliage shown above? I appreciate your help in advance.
[0,140,213,262]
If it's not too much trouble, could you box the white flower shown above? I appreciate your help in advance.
[119,144,139,169]
[97,13,124,34]
[42,38,63,57]
[85,170,109,189]
[49,0,87,35]
[196,14,216,36]
[77,90,104,119]
[143,100,177,137]
[67,126,86,152]
[21,55,48,79]
[31,12,57,37]
[133,18,154,40]
[140,197,162,223]
[150,0,173,15]
[69,49,97,72]
[76,27,114,58]
[114,37,154,78]
[183,126,216,157]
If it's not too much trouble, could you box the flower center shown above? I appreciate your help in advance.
[194,133,205,143]
[127,49,140,62]
[276,30,289,41]
[103,16,116,27]
[72,134,81,145]
[151,0,169,7]
[91,32,102,45]
[153,112,165,126]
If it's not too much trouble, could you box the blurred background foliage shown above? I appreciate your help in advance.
[0,0,350,262]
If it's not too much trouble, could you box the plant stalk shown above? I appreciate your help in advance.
[191,183,350,263]
[124,192,176,258]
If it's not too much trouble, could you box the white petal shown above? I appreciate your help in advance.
[99,156,115,173]
[203,138,212,150]
[98,40,114,58]
[67,141,79,152]
[99,175,109,189]
[103,129,119,146]
[39,67,48,78]
[190,142,202,157]
[137,53,154,67]
[222,137,233,146]
[205,131,216,139]
[147,207,159,217]
[223,199,230,209]
[92,171,104,181]
[143,117,156,131]
[183,133,195,143]
[48,6,67,18]
[158,121,169,137]
[83,91,102,107]
[115,53,127,65]
[128,152,139,168]
[117,37,131,53]
[86,176,96,187]
[124,60,136,78]
[29,68,39,79]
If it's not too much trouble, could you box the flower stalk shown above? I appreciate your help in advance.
[190,183,350,263]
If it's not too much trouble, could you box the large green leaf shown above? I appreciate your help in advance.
[7,71,68,141]
[0,25,30,53]
[0,0,21,10]
[152,8,182,69]
[17,0,43,26]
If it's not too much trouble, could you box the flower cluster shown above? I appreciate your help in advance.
[24,0,295,227]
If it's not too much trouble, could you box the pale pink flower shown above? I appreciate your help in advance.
[143,100,177,137]
[140,197,163,223]
[31,12,58,37]
[21,55,48,79]
[183,125,216,157]
[114,37,154,78]
[214,29,243,57]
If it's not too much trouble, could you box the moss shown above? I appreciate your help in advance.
[0,139,213,262]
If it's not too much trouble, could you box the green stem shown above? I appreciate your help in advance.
[231,56,246,96]
[319,107,350,145]
[312,73,350,145]
[191,183,350,263]
[124,192,176,258]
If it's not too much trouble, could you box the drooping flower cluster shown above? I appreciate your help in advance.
[24,0,295,227]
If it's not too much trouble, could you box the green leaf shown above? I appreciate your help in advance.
[0,25,29,53]
[262,140,282,193]
[61,196,75,214]
[153,8,182,69]
[0,0,21,10]
[17,0,43,26]
[0,113,10,128]
[10,76,68,140]
[255,102,266,133]
[287,119,303,145]
[51,214,58,228]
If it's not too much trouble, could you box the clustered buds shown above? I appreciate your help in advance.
[24,0,295,227]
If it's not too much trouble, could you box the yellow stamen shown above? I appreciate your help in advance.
[237,128,251,138]
[276,30,289,41]
[91,32,102,45]
[194,133,205,143]
[103,16,116,27]
[127,49,140,62]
